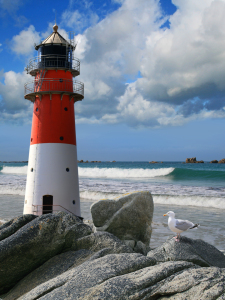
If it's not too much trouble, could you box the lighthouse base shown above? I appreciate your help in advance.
[24,143,81,217]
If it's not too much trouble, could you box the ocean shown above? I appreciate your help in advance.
[0,161,225,249]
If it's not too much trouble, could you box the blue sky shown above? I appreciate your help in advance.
[0,0,225,161]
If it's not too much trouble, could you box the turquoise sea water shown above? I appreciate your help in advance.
[0,161,225,249]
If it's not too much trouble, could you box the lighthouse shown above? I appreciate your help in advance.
[23,24,83,217]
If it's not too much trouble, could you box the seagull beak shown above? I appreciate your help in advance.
[163,214,167,216]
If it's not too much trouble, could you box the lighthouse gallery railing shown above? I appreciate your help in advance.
[24,78,84,96]
[26,54,80,75]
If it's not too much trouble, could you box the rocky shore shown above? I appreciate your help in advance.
[0,192,225,299]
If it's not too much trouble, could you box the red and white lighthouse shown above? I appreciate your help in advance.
[23,24,83,217]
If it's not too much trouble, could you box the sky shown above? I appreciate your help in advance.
[0,0,225,161]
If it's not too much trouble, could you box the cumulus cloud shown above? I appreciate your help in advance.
[10,25,40,56]
[0,70,32,124]
[61,0,99,32]
[3,0,225,128]
[74,0,225,127]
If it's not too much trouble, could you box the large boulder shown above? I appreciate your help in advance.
[4,232,137,300]
[1,212,225,300]
[0,212,92,294]
[147,236,225,267]
[7,259,225,300]
[91,191,154,246]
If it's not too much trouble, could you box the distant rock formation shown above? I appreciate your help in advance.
[219,158,225,164]
[77,160,101,163]
[186,157,196,163]
[149,161,158,164]
[210,160,218,163]
[186,157,204,163]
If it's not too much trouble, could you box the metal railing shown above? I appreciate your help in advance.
[26,55,80,76]
[32,204,77,216]
[24,78,84,97]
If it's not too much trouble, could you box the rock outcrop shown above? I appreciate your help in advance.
[147,236,225,267]
[219,158,225,163]
[186,157,204,163]
[91,191,154,248]
[0,212,92,294]
[1,212,225,300]
[210,160,218,163]
[0,214,37,242]
[186,157,196,163]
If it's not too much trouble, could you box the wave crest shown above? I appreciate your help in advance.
[1,166,28,175]
[78,167,175,178]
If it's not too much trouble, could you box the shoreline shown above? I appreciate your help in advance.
[0,194,224,250]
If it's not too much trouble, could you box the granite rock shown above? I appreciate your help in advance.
[1,212,225,300]
[0,214,37,242]
[19,261,195,300]
[0,212,92,294]
[147,236,225,267]
[91,191,154,246]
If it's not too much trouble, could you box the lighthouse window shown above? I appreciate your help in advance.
[59,78,63,82]
[66,168,70,172]
[31,138,33,142]
[60,136,64,140]
[64,107,68,111]
[36,108,38,112]
[72,200,76,205]
[31,168,33,172]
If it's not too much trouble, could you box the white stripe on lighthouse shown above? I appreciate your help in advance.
[24,143,80,216]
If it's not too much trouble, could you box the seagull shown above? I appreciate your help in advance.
[163,211,199,241]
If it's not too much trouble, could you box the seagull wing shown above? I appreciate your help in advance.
[174,219,194,231]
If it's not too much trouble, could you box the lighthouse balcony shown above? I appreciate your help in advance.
[24,78,84,102]
[26,55,80,77]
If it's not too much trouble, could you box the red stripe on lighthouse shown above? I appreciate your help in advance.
[30,94,76,145]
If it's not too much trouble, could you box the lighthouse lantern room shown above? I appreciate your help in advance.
[23,24,83,217]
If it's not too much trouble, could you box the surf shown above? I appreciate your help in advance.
[1,166,28,175]
[78,167,175,178]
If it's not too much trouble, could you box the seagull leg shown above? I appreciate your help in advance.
[173,234,179,242]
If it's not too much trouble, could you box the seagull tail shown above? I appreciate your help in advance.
[190,223,199,229]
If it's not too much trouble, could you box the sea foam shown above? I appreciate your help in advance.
[78,167,175,178]
[80,190,225,209]
[1,166,28,175]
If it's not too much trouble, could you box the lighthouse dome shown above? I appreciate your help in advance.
[35,24,74,51]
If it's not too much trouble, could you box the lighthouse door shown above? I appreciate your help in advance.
[43,195,53,214]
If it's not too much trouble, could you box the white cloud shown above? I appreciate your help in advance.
[61,6,99,32]
[0,71,31,113]
[11,25,40,56]
[3,0,225,128]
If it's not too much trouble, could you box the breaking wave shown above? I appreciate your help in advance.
[78,167,175,178]
[1,166,28,175]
